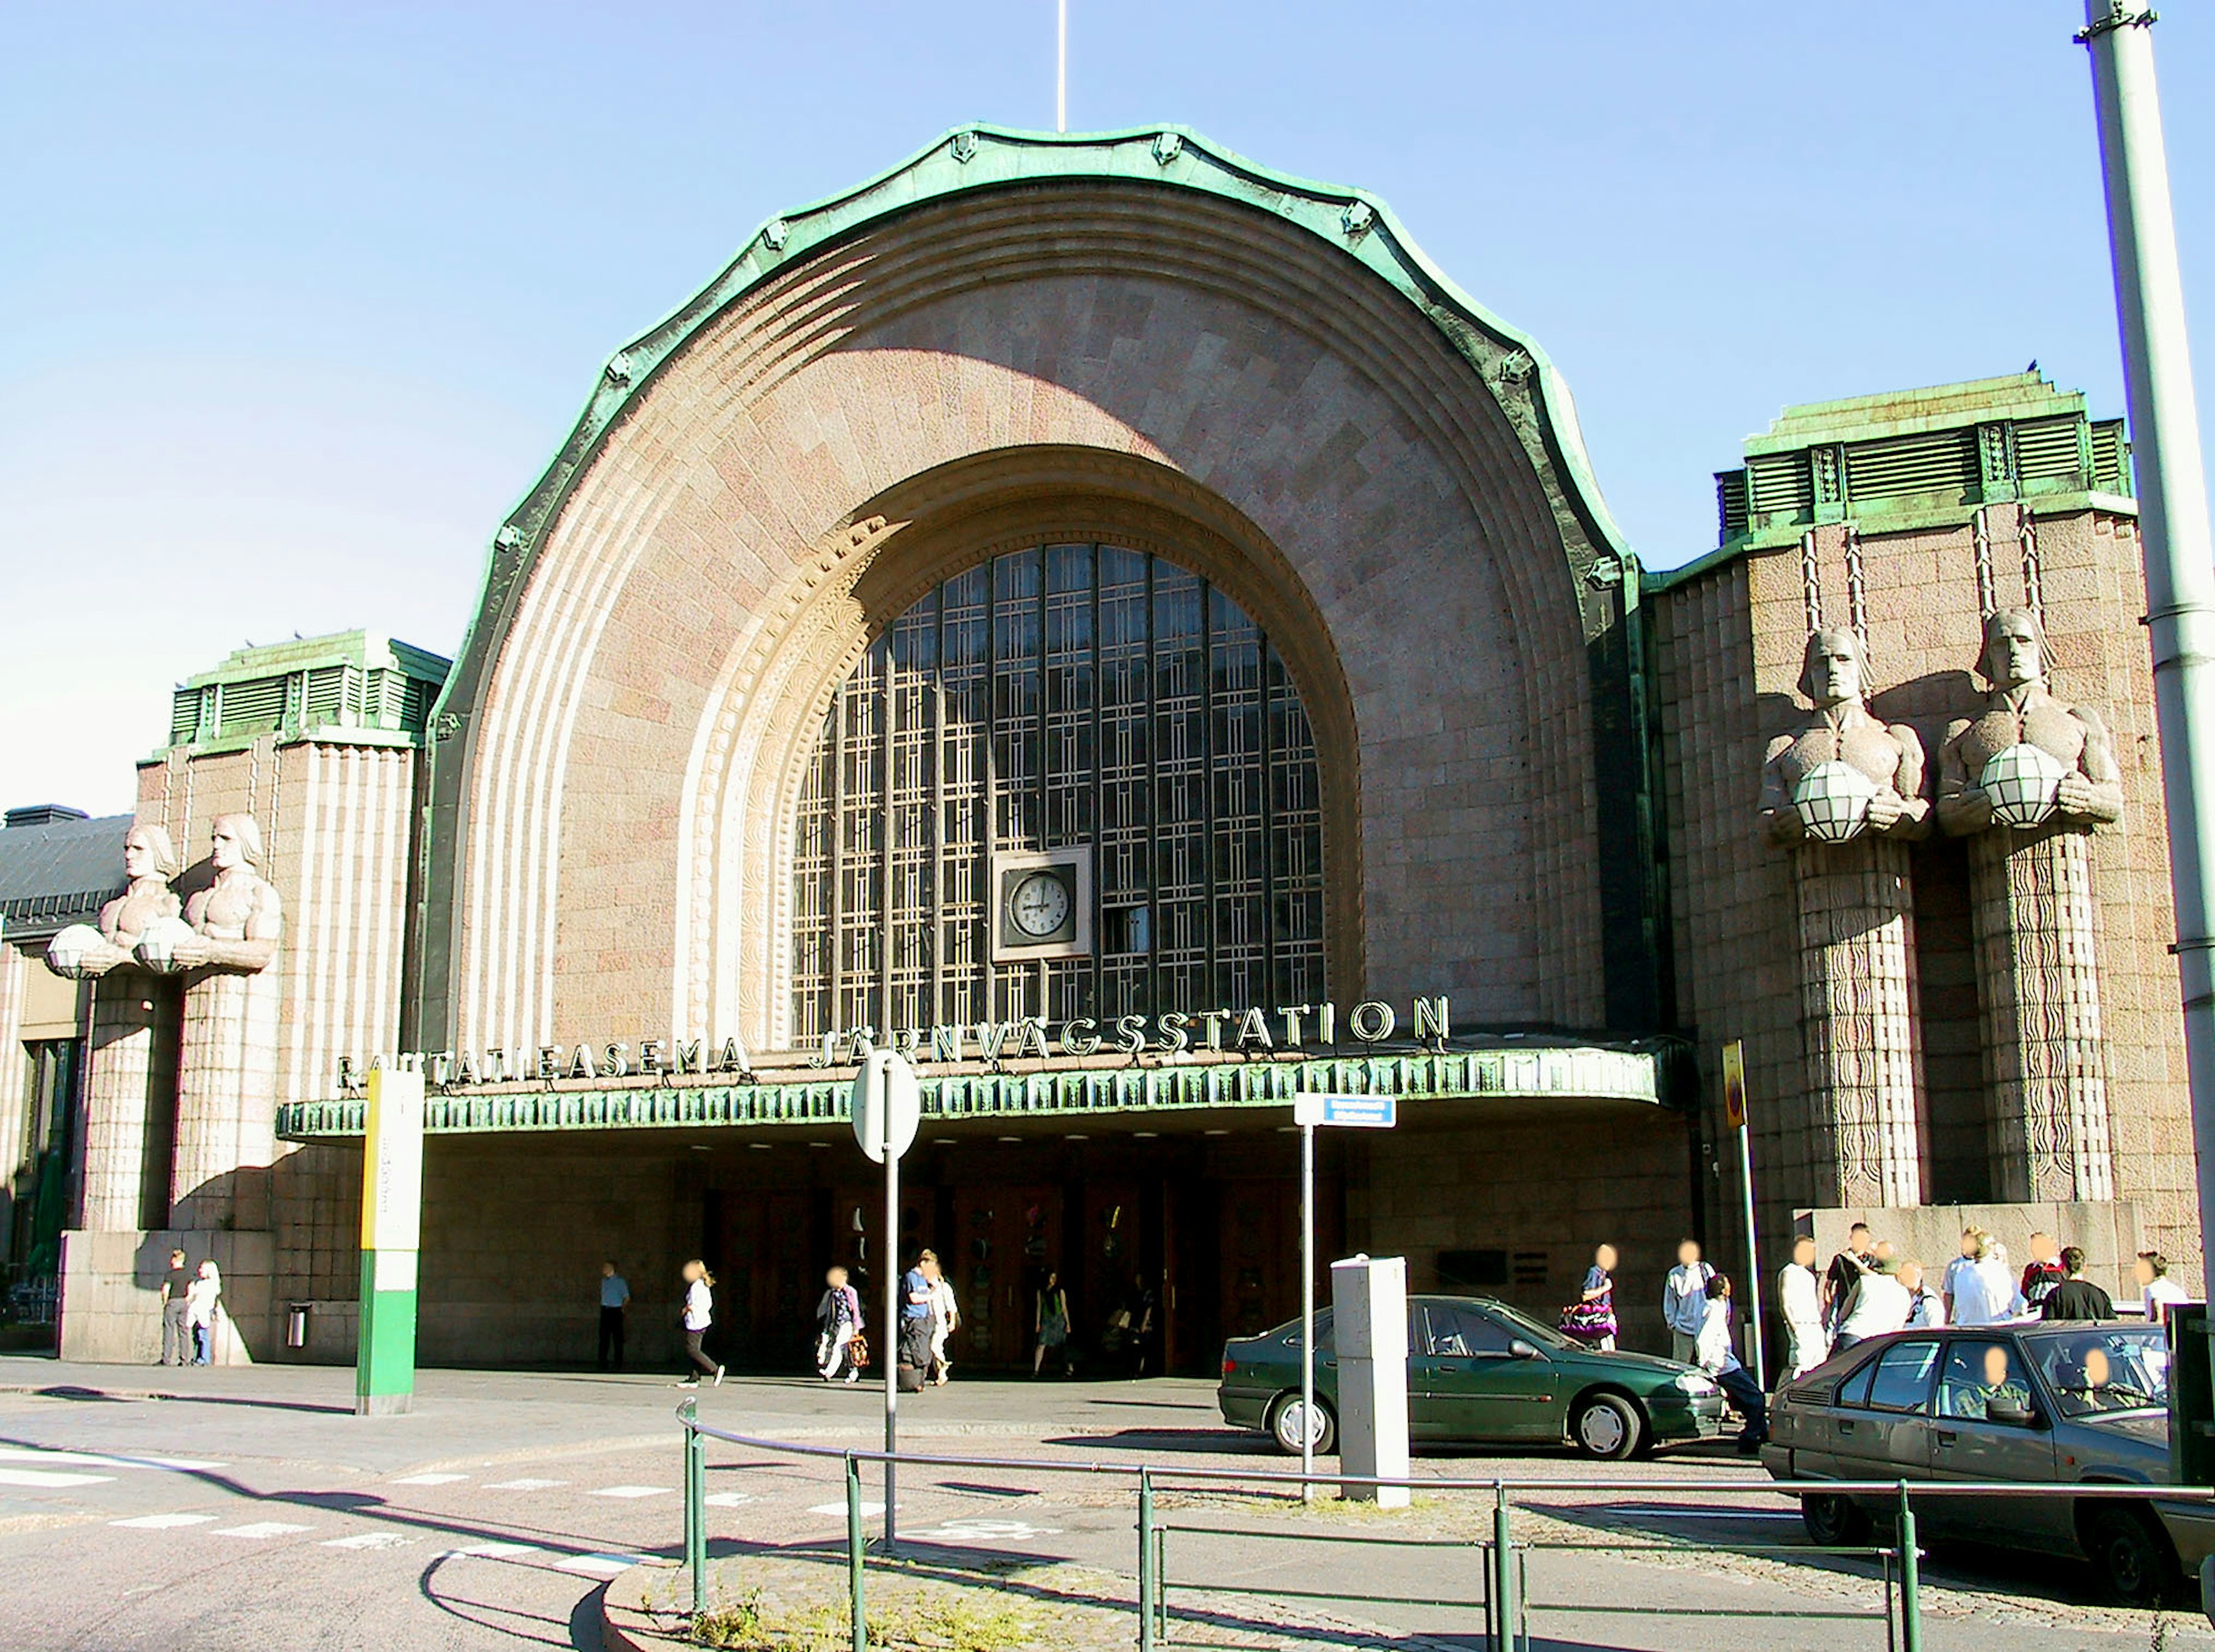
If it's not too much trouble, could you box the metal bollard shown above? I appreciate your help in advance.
[1153,1523,1169,1644]
[846,1454,866,1652]
[685,1410,707,1617]
[1896,1484,1921,1652]
[1491,1486,1519,1652]
[1137,1467,1157,1652]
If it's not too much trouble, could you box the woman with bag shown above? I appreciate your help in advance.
[1559,1244,1619,1350]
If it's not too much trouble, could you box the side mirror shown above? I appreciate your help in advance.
[1508,1339,1541,1361]
[1988,1402,2037,1428]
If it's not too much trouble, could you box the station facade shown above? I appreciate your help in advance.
[0,126,2191,1373]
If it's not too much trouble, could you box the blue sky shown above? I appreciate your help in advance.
[3,2,2209,813]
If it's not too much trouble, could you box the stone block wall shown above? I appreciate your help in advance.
[1650,505,2196,1291]
[57,1227,274,1364]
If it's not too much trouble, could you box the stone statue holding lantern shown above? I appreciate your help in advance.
[1939,606,2119,1204]
[1759,627,1931,845]
[1938,606,2123,838]
[1757,626,1928,1208]
[44,822,187,979]
[146,813,283,975]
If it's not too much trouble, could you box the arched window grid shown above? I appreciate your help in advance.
[791,543,1325,1043]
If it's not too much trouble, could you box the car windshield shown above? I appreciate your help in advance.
[1480,1301,1576,1353]
[2035,1327,2172,1419]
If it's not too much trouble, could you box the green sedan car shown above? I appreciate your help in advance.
[1217,1294,1729,1459]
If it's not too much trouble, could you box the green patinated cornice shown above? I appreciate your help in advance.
[276,1046,1664,1142]
[410,123,1664,1047]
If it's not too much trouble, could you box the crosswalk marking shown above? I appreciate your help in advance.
[486,1477,566,1490]
[445,1541,541,1557]
[211,1521,313,1539]
[0,1469,114,1488]
[111,1513,218,1529]
[390,1473,468,1486]
[590,1485,670,1499]
[555,1552,646,1576]
[0,1449,224,1473]
[808,1500,886,1517]
[322,1532,414,1550]
[704,1492,754,1508]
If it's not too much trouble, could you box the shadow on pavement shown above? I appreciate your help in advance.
[1043,1427,1276,1454]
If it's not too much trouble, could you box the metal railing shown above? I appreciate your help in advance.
[675,1401,2215,1652]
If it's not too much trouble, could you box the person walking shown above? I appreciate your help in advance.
[1778,1236,1826,1379]
[2138,1251,2190,1326]
[926,1256,960,1386]
[1822,1224,1874,1338]
[598,1261,630,1371]
[675,1259,723,1387]
[1900,1260,1947,1328]
[898,1251,937,1385]
[159,1248,191,1367]
[1830,1255,1910,1354]
[1662,1240,1714,1364]
[1033,1270,1073,1377]
[1695,1275,1767,1454]
[1563,1244,1619,1350]
[816,1264,863,1382]
[2041,1247,2115,1321]
[186,1260,222,1366]
[2019,1232,2066,1312]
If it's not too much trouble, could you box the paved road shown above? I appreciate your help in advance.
[0,1357,2208,1650]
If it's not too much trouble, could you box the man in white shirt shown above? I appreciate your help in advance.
[1830,1258,1911,1353]
[1694,1276,1768,1453]
[1899,1260,1946,1329]
[1778,1236,1826,1379]
[1662,1240,1715,1365]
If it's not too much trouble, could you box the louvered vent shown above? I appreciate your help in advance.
[1715,470,1749,542]
[216,677,286,735]
[399,677,436,733]
[2090,420,2133,495]
[170,690,204,746]
[303,666,348,726]
[2013,415,2086,485]
[1747,451,1812,517]
[1844,429,1976,502]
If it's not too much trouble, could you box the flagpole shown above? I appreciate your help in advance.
[1056,0,1068,133]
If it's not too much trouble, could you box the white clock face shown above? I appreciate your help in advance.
[1009,870,1072,938]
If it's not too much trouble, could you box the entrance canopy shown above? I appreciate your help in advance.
[276,1045,1662,1142]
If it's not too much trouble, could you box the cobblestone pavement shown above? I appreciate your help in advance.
[0,1357,2208,1651]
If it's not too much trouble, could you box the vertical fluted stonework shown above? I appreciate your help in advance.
[1968,826,2113,1201]
[170,968,280,1230]
[78,976,182,1231]
[1794,836,1925,1206]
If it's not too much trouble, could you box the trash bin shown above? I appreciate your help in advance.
[287,1302,311,1350]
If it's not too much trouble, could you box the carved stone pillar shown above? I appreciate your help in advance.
[78,975,182,1230]
[1966,825,2113,1201]
[1793,838,1925,1206]
[170,969,280,1230]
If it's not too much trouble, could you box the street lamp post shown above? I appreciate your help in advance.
[2079,1,2215,1296]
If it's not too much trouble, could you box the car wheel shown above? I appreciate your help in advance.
[1800,1493,1872,1548]
[1570,1392,1645,1460]
[2084,1507,2178,1608]
[1268,1393,1336,1456]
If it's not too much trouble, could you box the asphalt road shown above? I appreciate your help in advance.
[0,1358,2209,1651]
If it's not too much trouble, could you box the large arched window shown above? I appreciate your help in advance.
[791,543,1326,1042]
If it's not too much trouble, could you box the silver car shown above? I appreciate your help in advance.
[1761,1320,2215,1605]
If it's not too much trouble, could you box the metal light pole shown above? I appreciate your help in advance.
[2079,1,2215,1294]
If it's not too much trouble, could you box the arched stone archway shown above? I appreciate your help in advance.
[419,130,1654,1059]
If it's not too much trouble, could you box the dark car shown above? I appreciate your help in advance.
[1217,1294,1729,1460]
[1762,1320,2215,1605]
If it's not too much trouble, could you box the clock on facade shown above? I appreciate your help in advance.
[991,851,1089,958]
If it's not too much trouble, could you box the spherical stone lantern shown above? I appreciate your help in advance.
[44,923,105,978]
[1792,760,1878,844]
[1979,741,2066,829]
[134,914,196,973]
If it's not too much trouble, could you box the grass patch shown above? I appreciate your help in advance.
[688,1587,1031,1651]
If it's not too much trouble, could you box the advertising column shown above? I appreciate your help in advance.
[356,1067,425,1416]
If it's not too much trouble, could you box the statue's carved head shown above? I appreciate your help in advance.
[1798,626,1871,709]
[122,823,181,883]
[1978,606,2050,692]
[208,813,265,872]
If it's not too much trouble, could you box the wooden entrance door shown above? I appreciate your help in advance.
[949,1184,1059,1368]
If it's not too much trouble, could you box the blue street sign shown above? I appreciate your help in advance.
[1293,1092,1397,1129]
